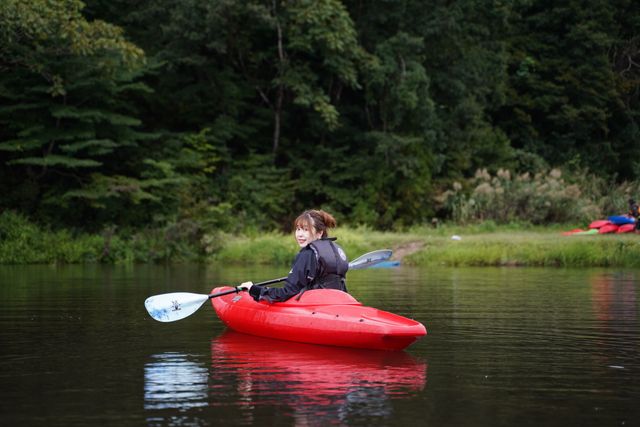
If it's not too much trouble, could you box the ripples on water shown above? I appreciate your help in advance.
[144,331,426,426]
[349,267,640,426]
[144,353,209,410]
[1,265,639,426]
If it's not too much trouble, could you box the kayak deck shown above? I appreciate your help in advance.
[210,286,426,351]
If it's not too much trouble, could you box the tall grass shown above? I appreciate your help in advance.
[0,211,211,264]
[3,209,640,268]
[406,231,640,267]
[213,233,297,265]
[0,211,103,264]
[212,227,419,265]
[439,168,640,225]
[214,226,640,268]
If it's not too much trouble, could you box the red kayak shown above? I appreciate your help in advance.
[598,224,619,234]
[210,286,426,351]
[617,223,635,233]
[589,220,611,229]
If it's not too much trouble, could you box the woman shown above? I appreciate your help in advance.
[241,209,349,302]
[627,199,640,233]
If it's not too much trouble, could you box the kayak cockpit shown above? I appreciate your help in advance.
[271,289,362,307]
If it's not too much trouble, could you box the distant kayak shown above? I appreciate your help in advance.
[608,215,635,225]
[562,228,585,236]
[617,223,635,233]
[598,224,619,234]
[210,286,426,351]
[565,217,637,236]
[589,220,611,229]
[563,229,598,236]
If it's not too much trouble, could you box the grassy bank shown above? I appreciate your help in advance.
[213,227,423,266]
[216,224,640,268]
[2,211,640,267]
[406,230,640,268]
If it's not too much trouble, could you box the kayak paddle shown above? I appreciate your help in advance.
[348,249,393,270]
[144,276,286,322]
[144,248,393,322]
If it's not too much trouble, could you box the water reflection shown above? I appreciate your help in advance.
[144,353,208,410]
[591,272,637,323]
[590,272,638,370]
[209,331,427,424]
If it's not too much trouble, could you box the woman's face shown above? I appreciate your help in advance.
[295,222,323,248]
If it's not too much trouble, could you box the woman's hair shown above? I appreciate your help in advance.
[294,210,336,238]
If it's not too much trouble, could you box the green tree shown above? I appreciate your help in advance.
[356,30,436,226]
[229,0,366,155]
[609,0,640,178]
[0,0,159,226]
[413,0,513,178]
[500,0,639,178]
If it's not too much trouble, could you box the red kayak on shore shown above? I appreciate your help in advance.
[210,286,426,351]
[598,223,619,234]
[617,223,635,233]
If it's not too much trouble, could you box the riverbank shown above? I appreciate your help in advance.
[216,225,640,268]
[405,230,640,267]
[3,210,640,267]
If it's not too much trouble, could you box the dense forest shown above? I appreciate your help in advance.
[2,0,640,237]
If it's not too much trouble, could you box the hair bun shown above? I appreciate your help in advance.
[315,210,337,229]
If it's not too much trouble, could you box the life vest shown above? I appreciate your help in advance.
[307,238,349,291]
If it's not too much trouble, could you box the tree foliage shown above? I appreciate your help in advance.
[0,0,156,227]
[1,0,640,233]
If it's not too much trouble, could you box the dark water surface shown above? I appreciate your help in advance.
[1,264,639,426]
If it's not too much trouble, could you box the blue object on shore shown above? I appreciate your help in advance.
[370,260,401,268]
[608,215,635,225]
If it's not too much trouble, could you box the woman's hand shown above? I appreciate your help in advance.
[239,281,254,291]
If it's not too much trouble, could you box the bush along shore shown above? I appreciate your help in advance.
[3,211,640,268]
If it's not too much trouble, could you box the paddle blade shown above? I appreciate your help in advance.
[348,249,393,270]
[144,292,210,322]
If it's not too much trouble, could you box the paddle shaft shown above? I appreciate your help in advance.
[145,249,392,322]
[207,248,393,299]
[207,276,287,299]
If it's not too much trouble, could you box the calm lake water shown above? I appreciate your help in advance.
[1,264,639,426]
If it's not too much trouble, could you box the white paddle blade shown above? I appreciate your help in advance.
[145,292,210,322]
[348,249,393,270]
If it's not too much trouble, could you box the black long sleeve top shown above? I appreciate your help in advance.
[249,248,317,303]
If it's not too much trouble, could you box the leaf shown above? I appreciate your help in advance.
[0,139,46,152]
[9,155,102,168]
[59,139,117,153]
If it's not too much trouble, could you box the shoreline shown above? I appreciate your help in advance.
[3,218,640,268]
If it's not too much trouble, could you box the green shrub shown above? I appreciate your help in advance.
[214,233,297,265]
[0,211,103,264]
[441,168,601,225]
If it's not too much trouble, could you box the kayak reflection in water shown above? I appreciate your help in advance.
[210,331,427,423]
[240,209,349,303]
[144,353,208,411]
